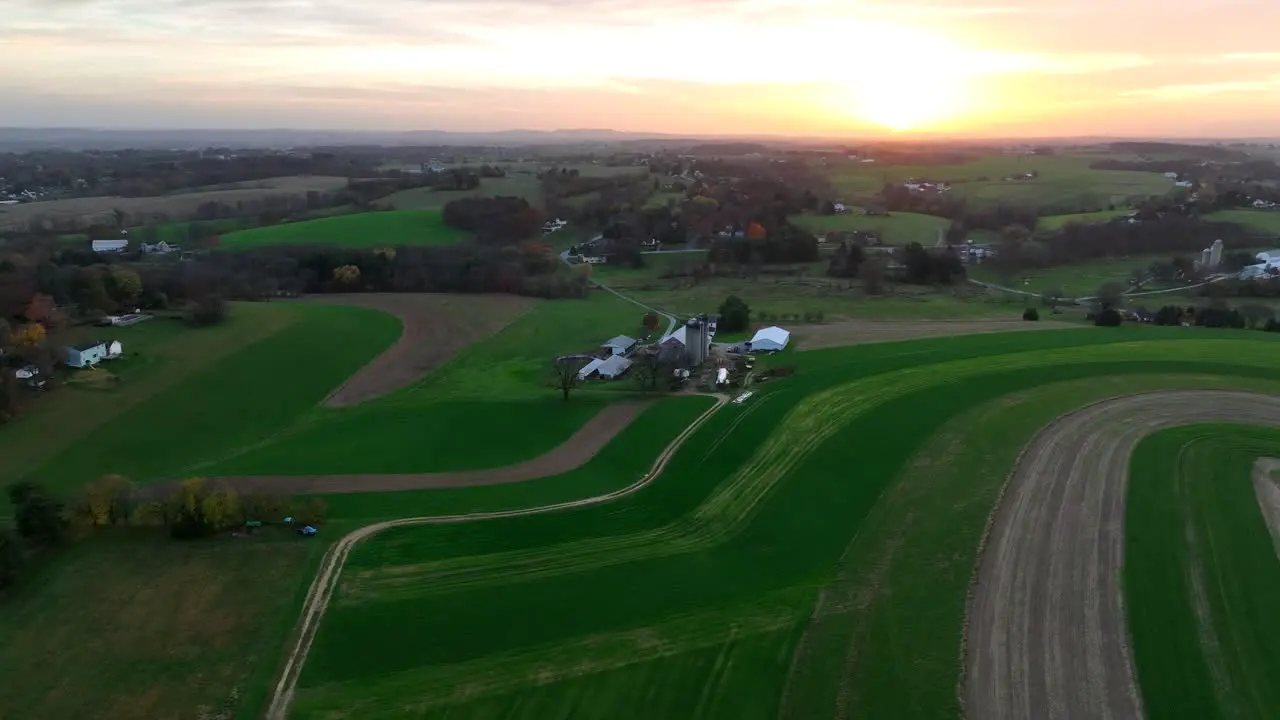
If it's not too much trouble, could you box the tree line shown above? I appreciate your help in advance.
[0,476,326,595]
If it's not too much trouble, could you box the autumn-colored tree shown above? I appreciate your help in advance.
[79,474,136,527]
[167,478,240,539]
[642,312,660,335]
[746,221,767,240]
[24,294,56,324]
[333,264,361,287]
[10,323,46,348]
[108,266,143,307]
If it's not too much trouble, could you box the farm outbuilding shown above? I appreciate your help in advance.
[747,326,791,353]
[602,335,637,356]
[65,341,109,368]
[577,357,606,380]
[597,355,633,380]
[91,239,128,253]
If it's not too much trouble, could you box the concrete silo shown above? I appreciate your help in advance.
[684,317,708,367]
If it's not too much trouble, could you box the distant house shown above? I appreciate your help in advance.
[1164,172,1180,180]
[14,365,45,389]
[597,355,633,380]
[833,203,848,214]
[1254,199,1278,209]
[65,341,108,368]
[602,335,637,356]
[746,326,791,353]
[141,240,177,253]
[92,239,128,253]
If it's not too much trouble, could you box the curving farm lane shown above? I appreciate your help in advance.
[965,391,1280,720]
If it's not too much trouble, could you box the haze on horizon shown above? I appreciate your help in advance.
[3,0,1279,139]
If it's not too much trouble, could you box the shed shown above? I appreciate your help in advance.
[602,335,637,356]
[92,239,128,253]
[105,340,124,359]
[65,341,108,368]
[747,326,791,352]
[597,355,633,380]
[577,357,606,380]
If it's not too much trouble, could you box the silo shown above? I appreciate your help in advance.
[1201,248,1213,268]
[685,317,706,367]
[1210,239,1224,268]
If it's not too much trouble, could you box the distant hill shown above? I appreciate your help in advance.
[1108,142,1251,161]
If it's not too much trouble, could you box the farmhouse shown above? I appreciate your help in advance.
[746,326,791,353]
[14,365,45,388]
[602,335,637,356]
[64,341,108,367]
[92,239,128,253]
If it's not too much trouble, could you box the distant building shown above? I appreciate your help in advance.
[65,341,108,368]
[602,335,637,356]
[596,355,633,380]
[746,326,790,353]
[91,239,128,253]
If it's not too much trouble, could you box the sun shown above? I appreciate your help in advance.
[842,71,971,132]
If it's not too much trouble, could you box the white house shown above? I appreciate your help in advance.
[747,326,791,353]
[1175,181,1194,188]
[65,341,108,368]
[1164,172,1180,180]
[833,203,848,214]
[1254,199,1278,209]
[92,239,128,253]
[597,355,633,380]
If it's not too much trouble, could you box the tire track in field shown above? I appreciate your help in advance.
[1252,458,1280,559]
[264,393,728,720]
[964,391,1280,720]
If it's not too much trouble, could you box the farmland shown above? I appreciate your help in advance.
[11,287,1280,719]
[966,252,1181,296]
[378,175,545,210]
[279,329,1280,720]
[1037,208,1133,229]
[790,210,949,245]
[1208,209,1280,237]
[219,209,466,249]
[0,175,350,231]
[827,154,1172,210]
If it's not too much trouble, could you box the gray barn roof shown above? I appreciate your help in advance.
[602,335,637,349]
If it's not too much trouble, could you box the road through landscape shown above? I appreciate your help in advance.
[965,391,1280,720]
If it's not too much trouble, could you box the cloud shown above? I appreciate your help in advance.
[1123,77,1280,100]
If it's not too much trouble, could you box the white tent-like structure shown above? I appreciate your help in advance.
[748,326,790,352]
[597,355,633,380]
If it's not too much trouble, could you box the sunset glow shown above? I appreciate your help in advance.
[0,0,1279,136]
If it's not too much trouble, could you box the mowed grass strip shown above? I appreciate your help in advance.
[1127,426,1280,720]
[319,394,716,525]
[295,335,1280,719]
[0,531,318,720]
[219,209,466,248]
[779,373,1280,720]
[205,397,611,476]
[23,302,401,490]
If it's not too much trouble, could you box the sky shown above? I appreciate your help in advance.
[2,0,1279,138]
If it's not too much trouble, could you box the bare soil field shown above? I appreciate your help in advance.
[794,319,1080,350]
[965,391,1280,720]
[1253,458,1280,558]
[0,175,350,230]
[314,293,535,406]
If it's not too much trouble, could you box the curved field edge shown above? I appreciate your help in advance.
[287,340,1280,718]
[265,393,727,720]
[1126,426,1280,720]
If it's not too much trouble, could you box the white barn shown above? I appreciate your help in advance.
[597,355,633,380]
[577,357,605,380]
[748,326,791,352]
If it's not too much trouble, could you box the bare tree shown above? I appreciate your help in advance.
[552,355,589,402]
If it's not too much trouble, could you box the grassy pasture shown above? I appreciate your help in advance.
[293,330,1280,718]
[827,154,1171,209]
[1127,426,1280,720]
[0,176,350,231]
[219,209,465,249]
[1037,208,1133,229]
[967,253,1180,296]
[790,210,949,245]
[1207,209,1280,237]
[0,530,321,720]
[378,175,545,210]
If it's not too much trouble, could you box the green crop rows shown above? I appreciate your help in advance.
[285,328,1280,719]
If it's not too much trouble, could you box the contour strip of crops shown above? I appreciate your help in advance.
[338,340,1280,603]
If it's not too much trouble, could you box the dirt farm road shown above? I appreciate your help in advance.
[264,393,728,720]
[965,391,1280,720]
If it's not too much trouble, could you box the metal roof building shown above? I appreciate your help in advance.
[748,326,791,352]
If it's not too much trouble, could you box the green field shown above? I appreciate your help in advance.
[790,210,949,245]
[220,209,466,249]
[828,154,1172,210]
[379,176,545,210]
[289,330,1280,719]
[967,253,1180,296]
[14,280,1280,719]
[1207,209,1280,237]
[1127,426,1280,720]
[1037,208,1133,230]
